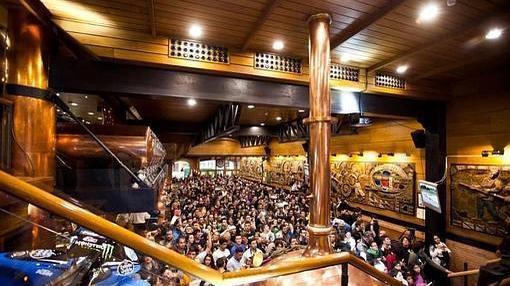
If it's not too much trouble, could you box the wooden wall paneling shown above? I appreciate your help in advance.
[187,138,265,157]
[446,239,497,286]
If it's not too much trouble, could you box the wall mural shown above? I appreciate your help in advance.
[450,164,510,237]
[265,156,306,186]
[331,161,416,215]
[238,157,264,182]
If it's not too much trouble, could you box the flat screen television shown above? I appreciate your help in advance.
[419,180,441,213]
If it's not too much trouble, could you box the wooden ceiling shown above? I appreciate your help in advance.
[39,0,510,84]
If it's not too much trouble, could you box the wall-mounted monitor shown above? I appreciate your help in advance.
[419,180,441,214]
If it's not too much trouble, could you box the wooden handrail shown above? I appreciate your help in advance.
[0,170,401,286]
[448,258,502,279]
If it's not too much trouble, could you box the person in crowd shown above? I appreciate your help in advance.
[227,247,244,272]
[411,264,427,286]
[478,214,510,286]
[241,238,264,267]
[212,237,230,263]
[429,234,452,269]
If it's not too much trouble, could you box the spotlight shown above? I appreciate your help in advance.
[70,102,78,106]
[340,54,351,63]
[247,105,255,109]
[97,117,103,120]
[260,123,265,126]
[276,116,282,121]
[87,112,94,115]
[298,109,305,113]
[396,65,408,74]
[187,98,197,106]
[418,3,439,23]
[189,24,203,38]
[272,40,284,51]
[485,28,503,40]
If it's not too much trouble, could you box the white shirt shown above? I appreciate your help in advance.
[212,248,230,263]
[226,256,243,272]
[129,212,150,224]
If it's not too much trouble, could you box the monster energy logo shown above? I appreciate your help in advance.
[101,243,114,259]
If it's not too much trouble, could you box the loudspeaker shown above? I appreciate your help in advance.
[411,130,426,149]
[264,146,271,157]
[302,141,309,153]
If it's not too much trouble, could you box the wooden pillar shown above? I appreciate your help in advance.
[303,13,333,257]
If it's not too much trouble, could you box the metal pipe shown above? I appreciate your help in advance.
[51,94,146,188]
[0,170,402,286]
[303,13,333,257]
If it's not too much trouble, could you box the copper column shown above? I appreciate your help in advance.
[6,8,55,184]
[303,13,333,257]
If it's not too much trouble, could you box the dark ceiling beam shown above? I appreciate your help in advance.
[330,0,406,49]
[237,126,277,137]
[196,104,241,145]
[19,0,99,61]
[367,11,510,73]
[241,0,283,51]
[50,58,442,119]
[147,0,157,37]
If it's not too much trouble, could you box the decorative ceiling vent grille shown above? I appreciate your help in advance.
[169,39,229,64]
[375,73,406,89]
[330,64,359,81]
[254,53,301,74]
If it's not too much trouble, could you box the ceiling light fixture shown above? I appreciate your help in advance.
[97,117,103,120]
[87,112,94,115]
[272,40,284,51]
[396,65,409,74]
[298,109,305,113]
[70,102,78,106]
[189,24,203,38]
[260,123,265,126]
[276,116,282,121]
[417,3,439,23]
[485,27,503,40]
[187,98,197,106]
[247,105,255,109]
[340,54,351,63]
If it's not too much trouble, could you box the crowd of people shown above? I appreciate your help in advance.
[118,175,454,286]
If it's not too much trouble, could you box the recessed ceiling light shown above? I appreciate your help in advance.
[298,109,305,113]
[97,117,103,120]
[260,122,265,126]
[189,24,203,38]
[247,105,255,109]
[485,27,503,40]
[84,95,88,99]
[340,54,351,63]
[396,65,408,74]
[70,102,78,106]
[187,98,197,106]
[56,93,60,97]
[276,116,282,121]
[417,3,439,23]
[87,112,94,115]
[272,40,284,51]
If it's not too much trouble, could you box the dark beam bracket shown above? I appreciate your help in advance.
[196,104,241,145]
[278,115,357,143]
[239,135,271,148]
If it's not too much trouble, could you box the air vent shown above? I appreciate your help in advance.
[169,39,229,64]
[254,53,301,74]
[330,64,359,81]
[375,73,406,89]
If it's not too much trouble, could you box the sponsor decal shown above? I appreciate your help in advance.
[29,250,55,260]
[35,269,53,277]
[117,260,135,276]
[82,236,98,243]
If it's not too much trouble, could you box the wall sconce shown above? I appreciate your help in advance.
[378,152,395,157]
[482,149,505,157]
[348,152,363,157]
